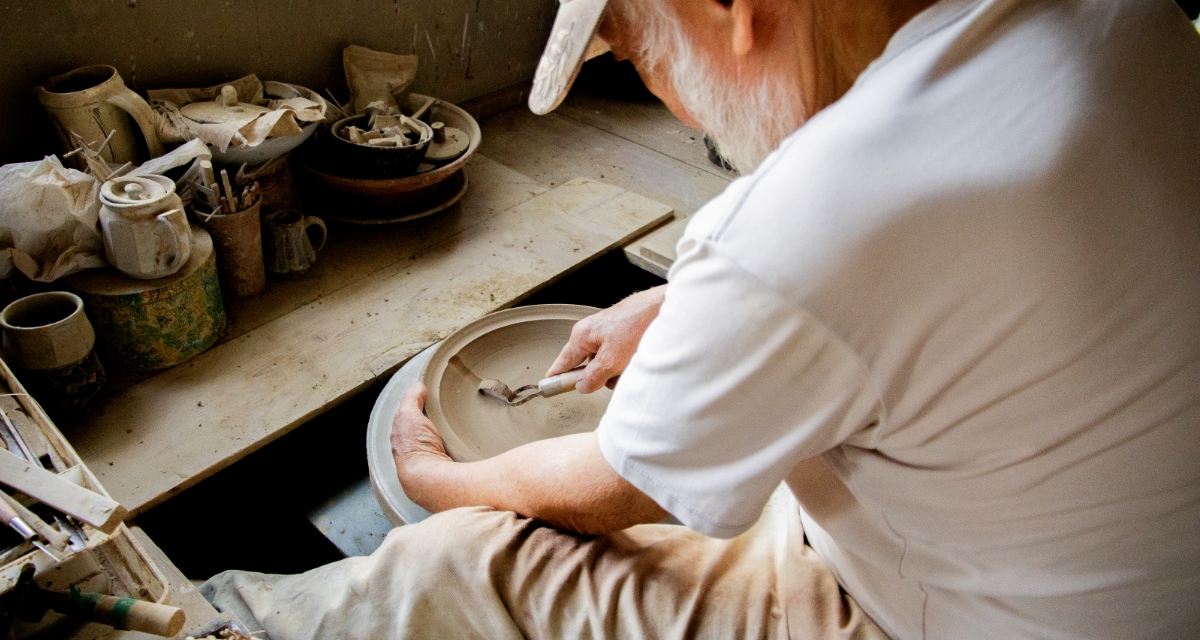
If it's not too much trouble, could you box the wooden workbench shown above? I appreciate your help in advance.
[66,92,725,518]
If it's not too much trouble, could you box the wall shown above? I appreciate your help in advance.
[0,0,556,165]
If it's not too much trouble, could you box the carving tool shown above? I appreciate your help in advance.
[0,492,60,561]
[479,368,585,407]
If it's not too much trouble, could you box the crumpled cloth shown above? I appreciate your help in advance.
[201,489,885,640]
[149,75,324,152]
[343,45,418,115]
[0,157,106,282]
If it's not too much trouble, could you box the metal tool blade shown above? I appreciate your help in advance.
[29,539,59,562]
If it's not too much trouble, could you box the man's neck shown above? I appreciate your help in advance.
[798,0,938,114]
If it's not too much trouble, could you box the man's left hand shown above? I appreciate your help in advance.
[391,382,451,491]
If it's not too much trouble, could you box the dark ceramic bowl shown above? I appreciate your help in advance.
[328,114,433,180]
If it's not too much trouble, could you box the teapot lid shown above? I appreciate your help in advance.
[101,175,173,205]
[180,85,271,124]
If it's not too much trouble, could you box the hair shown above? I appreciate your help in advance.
[605,0,808,173]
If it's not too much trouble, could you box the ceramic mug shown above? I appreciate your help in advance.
[100,175,192,280]
[263,209,327,276]
[0,292,106,417]
[34,65,163,169]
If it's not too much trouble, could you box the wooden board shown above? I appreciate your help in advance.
[555,91,733,181]
[71,178,673,516]
[486,93,734,280]
[623,215,690,279]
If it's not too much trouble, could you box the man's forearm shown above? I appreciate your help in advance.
[400,433,667,535]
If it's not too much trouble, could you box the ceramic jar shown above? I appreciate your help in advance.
[34,65,163,169]
[0,292,105,419]
[99,175,192,280]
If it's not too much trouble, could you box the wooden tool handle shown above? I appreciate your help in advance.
[539,369,584,398]
[50,591,185,637]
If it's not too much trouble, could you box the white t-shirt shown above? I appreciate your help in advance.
[596,0,1200,638]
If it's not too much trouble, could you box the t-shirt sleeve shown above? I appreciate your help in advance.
[597,237,883,538]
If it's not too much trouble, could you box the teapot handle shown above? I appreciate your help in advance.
[104,85,165,158]
[303,216,328,253]
[156,209,191,275]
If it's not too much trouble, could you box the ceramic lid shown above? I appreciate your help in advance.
[100,175,175,206]
[180,85,272,124]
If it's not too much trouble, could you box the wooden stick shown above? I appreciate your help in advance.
[0,452,127,533]
[200,160,216,189]
[220,169,235,205]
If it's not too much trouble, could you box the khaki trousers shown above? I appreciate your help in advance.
[201,490,886,639]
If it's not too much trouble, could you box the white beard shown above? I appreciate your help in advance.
[669,37,807,174]
[609,0,808,173]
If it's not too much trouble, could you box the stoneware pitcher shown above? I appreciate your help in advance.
[34,65,163,169]
[99,175,192,280]
[0,291,106,418]
[263,209,327,276]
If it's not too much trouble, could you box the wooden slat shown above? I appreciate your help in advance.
[624,214,690,278]
[72,178,673,515]
[0,452,126,532]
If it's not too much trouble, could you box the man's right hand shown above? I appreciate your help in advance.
[546,285,667,393]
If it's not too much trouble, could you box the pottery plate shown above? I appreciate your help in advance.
[424,305,609,462]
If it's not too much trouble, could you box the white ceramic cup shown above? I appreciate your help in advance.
[0,292,96,371]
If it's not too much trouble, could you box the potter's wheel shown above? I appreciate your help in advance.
[367,305,608,525]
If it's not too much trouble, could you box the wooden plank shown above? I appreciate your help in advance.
[623,214,690,277]
[478,108,731,221]
[0,451,126,532]
[71,179,673,516]
[555,91,734,181]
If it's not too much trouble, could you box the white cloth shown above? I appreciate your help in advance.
[596,0,1200,638]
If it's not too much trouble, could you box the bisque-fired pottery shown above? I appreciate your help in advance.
[99,175,192,280]
[34,65,163,169]
[0,292,106,419]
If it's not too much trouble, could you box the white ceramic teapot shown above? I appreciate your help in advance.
[99,175,192,280]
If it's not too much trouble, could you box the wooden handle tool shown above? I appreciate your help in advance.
[0,492,60,561]
[23,586,185,637]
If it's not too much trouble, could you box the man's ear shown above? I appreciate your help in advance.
[730,0,754,56]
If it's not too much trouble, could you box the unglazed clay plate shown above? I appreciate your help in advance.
[367,304,607,525]
[422,305,609,462]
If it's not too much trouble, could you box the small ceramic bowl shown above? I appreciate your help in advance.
[328,114,433,180]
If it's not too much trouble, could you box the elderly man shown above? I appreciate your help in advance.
[204,0,1200,637]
